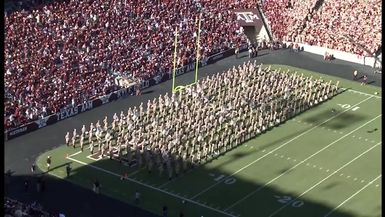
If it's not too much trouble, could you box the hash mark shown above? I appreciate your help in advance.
[376,184,379,187]
[361,180,365,183]
[319,167,323,170]
[280,155,284,158]
[326,169,329,172]
[354,178,358,181]
[347,176,351,179]
[340,174,344,176]
[287,157,291,160]
[313,165,317,168]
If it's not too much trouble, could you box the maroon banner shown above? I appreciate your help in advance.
[234,9,263,28]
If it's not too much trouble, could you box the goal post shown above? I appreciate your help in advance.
[172,14,202,93]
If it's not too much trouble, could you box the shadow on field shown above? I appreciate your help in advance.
[4,171,159,217]
[303,111,367,130]
[17,143,370,217]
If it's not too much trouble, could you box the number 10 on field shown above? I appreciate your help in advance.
[210,173,237,185]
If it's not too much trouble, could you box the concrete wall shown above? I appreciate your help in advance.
[284,41,379,68]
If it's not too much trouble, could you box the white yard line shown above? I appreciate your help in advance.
[66,156,236,217]
[67,146,91,158]
[341,88,381,99]
[324,174,381,217]
[86,154,102,161]
[268,142,381,217]
[191,96,374,199]
[225,114,381,211]
[68,151,82,158]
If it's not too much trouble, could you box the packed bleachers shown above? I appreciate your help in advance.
[5,0,381,131]
[4,197,53,217]
[261,0,381,56]
[262,0,317,42]
[4,0,253,130]
[298,0,381,56]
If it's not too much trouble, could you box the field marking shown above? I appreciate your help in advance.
[271,153,372,186]
[86,154,102,161]
[342,88,381,99]
[65,156,236,217]
[68,151,82,158]
[324,175,381,217]
[268,142,381,217]
[190,96,374,199]
[67,146,92,158]
[224,114,381,211]
[293,120,379,144]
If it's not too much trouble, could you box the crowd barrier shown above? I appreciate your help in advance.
[5,44,248,141]
[283,41,379,68]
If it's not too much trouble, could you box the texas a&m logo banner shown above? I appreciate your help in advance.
[234,9,263,28]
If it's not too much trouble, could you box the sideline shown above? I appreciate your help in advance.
[66,156,238,217]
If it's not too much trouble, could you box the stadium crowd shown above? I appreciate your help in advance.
[4,197,53,217]
[262,0,381,56]
[66,62,338,179]
[4,0,253,130]
[5,0,381,132]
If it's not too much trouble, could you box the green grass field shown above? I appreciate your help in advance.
[36,65,382,217]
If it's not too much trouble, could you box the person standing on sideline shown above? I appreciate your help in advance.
[235,45,239,59]
[66,164,72,177]
[31,163,36,173]
[135,190,141,204]
[65,132,70,147]
[162,205,168,217]
[353,70,358,80]
[93,180,100,194]
[24,179,29,192]
[361,75,368,85]
[36,176,42,193]
[46,156,51,171]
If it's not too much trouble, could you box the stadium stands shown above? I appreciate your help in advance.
[4,0,252,130]
[4,0,381,131]
[4,197,52,217]
[261,0,381,56]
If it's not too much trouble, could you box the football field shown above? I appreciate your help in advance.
[36,65,381,217]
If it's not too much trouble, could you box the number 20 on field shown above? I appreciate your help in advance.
[274,195,304,208]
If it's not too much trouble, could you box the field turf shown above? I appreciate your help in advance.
[36,65,381,217]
